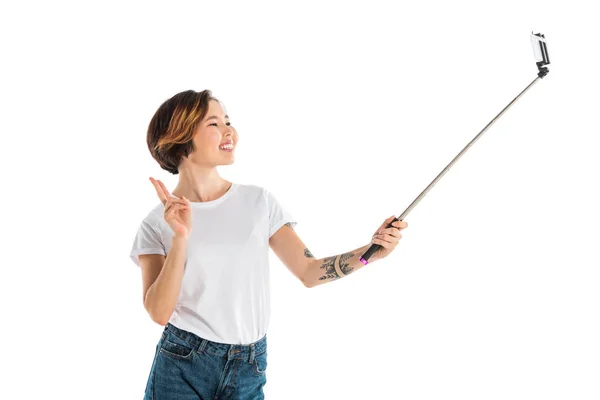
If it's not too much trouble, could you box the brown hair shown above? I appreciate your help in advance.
[147,89,222,175]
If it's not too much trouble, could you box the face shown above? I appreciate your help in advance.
[187,99,238,167]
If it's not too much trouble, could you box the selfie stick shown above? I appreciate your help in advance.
[360,32,551,265]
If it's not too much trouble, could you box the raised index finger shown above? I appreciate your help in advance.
[149,177,168,205]
[156,179,173,201]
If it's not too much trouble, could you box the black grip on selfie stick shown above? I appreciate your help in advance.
[359,217,401,265]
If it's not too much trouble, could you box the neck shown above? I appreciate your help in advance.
[172,166,231,203]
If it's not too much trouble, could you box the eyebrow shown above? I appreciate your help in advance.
[206,115,229,122]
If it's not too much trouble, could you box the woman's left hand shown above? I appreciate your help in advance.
[371,215,408,261]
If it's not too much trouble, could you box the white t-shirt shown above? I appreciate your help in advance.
[129,182,297,344]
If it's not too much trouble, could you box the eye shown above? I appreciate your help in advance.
[209,122,231,126]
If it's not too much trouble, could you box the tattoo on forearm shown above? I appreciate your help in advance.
[281,221,355,282]
[317,251,356,281]
[318,256,340,281]
[339,251,355,275]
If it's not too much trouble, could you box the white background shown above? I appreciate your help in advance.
[2,0,599,399]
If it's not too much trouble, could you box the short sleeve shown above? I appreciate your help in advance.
[129,215,166,267]
[264,188,298,238]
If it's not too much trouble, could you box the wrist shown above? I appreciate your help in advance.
[172,234,189,242]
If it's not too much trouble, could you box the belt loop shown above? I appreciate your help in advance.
[249,343,255,364]
[197,338,207,355]
[228,345,237,360]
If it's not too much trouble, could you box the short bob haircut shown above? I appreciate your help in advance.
[147,89,223,175]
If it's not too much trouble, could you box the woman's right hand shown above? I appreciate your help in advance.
[150,177,192,239]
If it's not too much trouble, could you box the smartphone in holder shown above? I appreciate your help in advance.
[531,32,550,78]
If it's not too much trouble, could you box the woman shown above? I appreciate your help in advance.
[129,89,407,399]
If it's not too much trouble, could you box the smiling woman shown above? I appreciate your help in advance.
[147,90,237,175]
[130,89,298,399]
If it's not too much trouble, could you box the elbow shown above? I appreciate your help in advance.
[301,266,316,288]
[145,299,170,326]
[149,310,169,326]
[302,277,313,289]
[154,317,169,326]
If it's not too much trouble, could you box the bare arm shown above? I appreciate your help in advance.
[302,242,377,288]
[143,235,188,325]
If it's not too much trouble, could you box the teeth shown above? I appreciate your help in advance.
[219,144,233,150]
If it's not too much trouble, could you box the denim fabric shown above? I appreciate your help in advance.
[144,323,268,399]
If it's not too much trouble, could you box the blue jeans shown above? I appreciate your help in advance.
[144,322,268,399]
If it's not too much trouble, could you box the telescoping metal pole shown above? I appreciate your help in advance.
[359,32,551,265]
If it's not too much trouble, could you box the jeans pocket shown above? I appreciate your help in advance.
[252,350,268,376]
[159,331,195,360]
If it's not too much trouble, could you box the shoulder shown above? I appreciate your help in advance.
[236,182,264,194]
[142,204,164,229]
[233,182,269,202]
